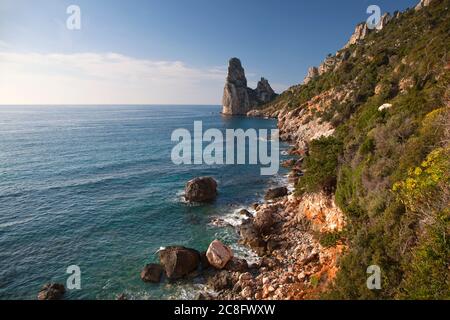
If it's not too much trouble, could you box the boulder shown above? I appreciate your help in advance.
[185,177,217,202]
[224,257,249,273]
[159,246,200,279]
[265,187,288,200]
[239,221,267,255]
[140,263,163,283]
[37,283,65,300]
[253,209,275,234]
[206,240,234,269]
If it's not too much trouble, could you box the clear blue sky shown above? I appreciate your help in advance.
[0,0,419,104]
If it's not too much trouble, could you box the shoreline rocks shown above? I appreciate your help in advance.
[185,177,218,203]
[159,246,201,280]
[140,263,163,283]
[206,240,234,269]
[264,187,288,200]
[37,283,65,300]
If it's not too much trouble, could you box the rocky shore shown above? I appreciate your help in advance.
[200,157,346,300]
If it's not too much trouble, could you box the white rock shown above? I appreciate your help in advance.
[378,103,393,111]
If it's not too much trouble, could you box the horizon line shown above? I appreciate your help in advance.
[0,104,223,107]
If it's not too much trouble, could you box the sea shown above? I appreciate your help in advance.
[0,105,290,300]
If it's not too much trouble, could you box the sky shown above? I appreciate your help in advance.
[0,0,419,105]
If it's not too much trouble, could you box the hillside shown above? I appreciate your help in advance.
[256,0,449,299]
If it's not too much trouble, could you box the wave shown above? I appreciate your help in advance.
[0,217,35,229]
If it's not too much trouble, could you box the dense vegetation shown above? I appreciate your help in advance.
[268,1,449,299]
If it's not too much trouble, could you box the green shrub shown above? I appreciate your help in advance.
[318,231,345,248]
[296,136,343,195]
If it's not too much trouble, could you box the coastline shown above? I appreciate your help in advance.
[193,111,346,300]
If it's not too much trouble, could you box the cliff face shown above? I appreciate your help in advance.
[222,58,277,115]
[247,0,449,299]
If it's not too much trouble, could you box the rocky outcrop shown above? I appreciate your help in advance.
[345,23,369,48]
[185,177,217,202]
[222,58,277,115]
[206,240,233,269]
[240,220,267,256]
[37,283,65,300]
[299,9,400,88]
[255,78,276,104]
[378,13,392,30]
[140,263,163,283]
[415,0,434,11]
[159,246,200,279]
[303,67,319,84]
[207,184,346,300]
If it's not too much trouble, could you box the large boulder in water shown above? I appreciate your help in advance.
[140,263,163,283]
[37,283,65,300]
[159,246,200,279]
[206,240,234,269]
[185,177,218,202]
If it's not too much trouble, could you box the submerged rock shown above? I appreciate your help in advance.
[159,246,200,279]
[37,283,65,300]
[140,263,163,283]
[206,240,234,269]
[185,177,218,203]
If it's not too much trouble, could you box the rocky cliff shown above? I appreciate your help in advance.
[245,0,449,300]
[222,58,277,115]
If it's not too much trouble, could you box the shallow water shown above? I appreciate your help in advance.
[0,105,289,299]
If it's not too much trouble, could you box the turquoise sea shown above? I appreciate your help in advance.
[0,105,289,300]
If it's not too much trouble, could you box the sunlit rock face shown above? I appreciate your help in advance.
[222,58,276,115]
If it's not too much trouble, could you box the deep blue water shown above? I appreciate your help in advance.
[0,105,289,300]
